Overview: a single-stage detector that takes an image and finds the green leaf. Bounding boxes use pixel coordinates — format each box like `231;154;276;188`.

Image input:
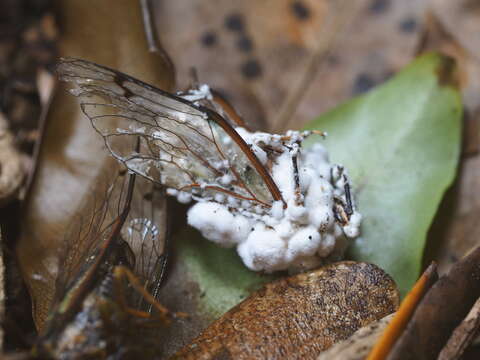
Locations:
170;53;461;322
304;52;462;295
175;227;275;318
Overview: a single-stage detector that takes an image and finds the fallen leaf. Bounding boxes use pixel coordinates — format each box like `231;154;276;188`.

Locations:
304;52;462;295
0;112;25;205
15;0;174;331
317;314;394;360
438;297;480;360
172;262;399;360
418;10;480;276
154;0;426;132
366;262;438;360
0;229;4;351
387;244;480;359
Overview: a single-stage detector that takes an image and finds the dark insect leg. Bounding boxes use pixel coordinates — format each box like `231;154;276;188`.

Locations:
343;176;354;216
291;153;303;206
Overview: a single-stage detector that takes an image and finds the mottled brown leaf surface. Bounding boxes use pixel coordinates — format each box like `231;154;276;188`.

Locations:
15;0;173;331
173;262;399;360
155;0;427;133
317;313;394;360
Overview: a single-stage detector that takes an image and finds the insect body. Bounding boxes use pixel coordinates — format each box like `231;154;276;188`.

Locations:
57;58;362;273
34;173;170;359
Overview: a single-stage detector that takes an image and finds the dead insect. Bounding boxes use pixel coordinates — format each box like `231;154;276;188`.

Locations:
33;172;172;359
56;58;362;273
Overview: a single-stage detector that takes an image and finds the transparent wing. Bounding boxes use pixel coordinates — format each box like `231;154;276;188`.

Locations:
57;58;280;207
55;169;130;300
121;176;168;311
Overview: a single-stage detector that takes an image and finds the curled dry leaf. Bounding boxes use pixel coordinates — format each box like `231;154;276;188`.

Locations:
173;261;399;360
15;0;174;331
438;297;480;360
317;313;394;360
388;245;480;360
367;262;438;360
0;113;25;205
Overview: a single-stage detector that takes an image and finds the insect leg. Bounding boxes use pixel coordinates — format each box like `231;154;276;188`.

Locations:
112;265;171;323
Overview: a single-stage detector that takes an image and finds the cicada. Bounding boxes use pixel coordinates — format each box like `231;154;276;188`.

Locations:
34;172;171;359
57;58;362;273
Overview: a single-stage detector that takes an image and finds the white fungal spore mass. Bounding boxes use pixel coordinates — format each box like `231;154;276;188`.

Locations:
186;128;362;272
56;59;362;274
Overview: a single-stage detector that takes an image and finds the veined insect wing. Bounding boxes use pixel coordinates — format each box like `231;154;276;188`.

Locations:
56;58;284;209
53;170;133;300
37;170;137;354
120;176;169;312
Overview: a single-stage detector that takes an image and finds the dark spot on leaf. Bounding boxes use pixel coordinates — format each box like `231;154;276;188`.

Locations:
436;56;459;88
201;31;217;47
241;59;263;79
368;0;390;14
225;13;245;32
236;35;253;52
291;1;311;21
399;17;417;33
326;54;340;67
352;73;376;95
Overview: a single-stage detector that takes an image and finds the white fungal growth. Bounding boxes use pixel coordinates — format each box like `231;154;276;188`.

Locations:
180;84;213;102
186;128;362;273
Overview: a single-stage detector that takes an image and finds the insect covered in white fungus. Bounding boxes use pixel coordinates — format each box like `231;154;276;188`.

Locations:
57;58;362;273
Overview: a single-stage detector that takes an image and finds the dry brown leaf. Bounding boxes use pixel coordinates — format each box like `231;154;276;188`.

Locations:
172;262;399;360
420;11;480;275
0;229;5;351
317;313;394;360
15;0;174;331
432;0;480;62
156;0;427;132
438;297;480;360
388;245;480;360
0;113;25;205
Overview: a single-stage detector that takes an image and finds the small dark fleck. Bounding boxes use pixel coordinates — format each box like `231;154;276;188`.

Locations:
399;17;417;33
118;169;127;176
225;13;245;32
200;31;217;47
352;73;376;95
236;35;253;52
326;54;340;67
308;235;312;240
291;1;311;20
240;59;263;79
368;0;390;14
143;192;153;201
